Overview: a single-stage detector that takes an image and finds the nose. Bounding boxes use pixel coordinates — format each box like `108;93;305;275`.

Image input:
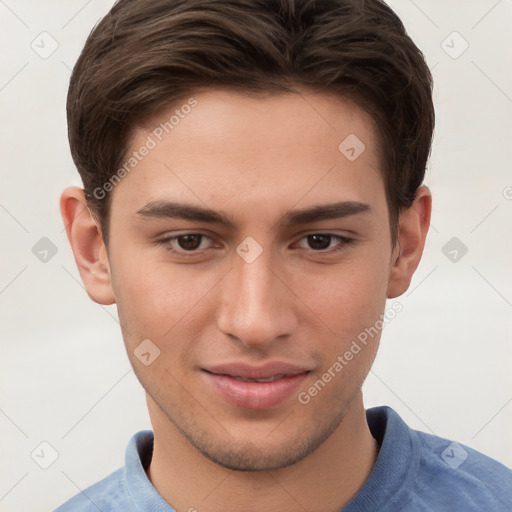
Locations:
216;247;298;349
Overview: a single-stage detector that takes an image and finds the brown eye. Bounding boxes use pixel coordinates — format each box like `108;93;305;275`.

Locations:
306;234;332;250
177;234;203;250
296;234;354;253
159;233;215;254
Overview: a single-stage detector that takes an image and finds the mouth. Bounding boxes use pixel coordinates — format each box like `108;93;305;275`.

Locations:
222;374;290;383
202;362;311;410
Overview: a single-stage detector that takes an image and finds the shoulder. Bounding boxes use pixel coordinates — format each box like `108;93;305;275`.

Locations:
411;428;512;510
52;430;160;512
364;406;512;512
53;467;129;511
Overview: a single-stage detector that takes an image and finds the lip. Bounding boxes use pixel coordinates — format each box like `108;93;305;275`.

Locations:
202;362;310;410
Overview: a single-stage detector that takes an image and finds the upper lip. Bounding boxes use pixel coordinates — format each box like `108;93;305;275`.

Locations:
203;362;310;380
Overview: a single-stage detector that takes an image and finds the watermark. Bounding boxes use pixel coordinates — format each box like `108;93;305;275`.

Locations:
338;133;366;161
441;441;468;469
134;339;161;366
440;31;469;60
31;441;59;469
32;236;58;263
236;236;263;263
93;97;198;200
298;301;403;405
31;31;59;59
441;236;468;263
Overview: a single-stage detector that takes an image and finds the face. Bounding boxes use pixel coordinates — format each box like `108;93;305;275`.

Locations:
106;89;396;471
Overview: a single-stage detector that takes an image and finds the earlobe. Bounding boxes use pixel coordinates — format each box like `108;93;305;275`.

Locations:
60;186;115;305
387;186;432;298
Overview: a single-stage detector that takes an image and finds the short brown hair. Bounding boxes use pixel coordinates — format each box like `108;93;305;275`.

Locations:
67;0;434;246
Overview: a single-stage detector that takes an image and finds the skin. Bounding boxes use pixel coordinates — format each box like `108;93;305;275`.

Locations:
61;88;431;512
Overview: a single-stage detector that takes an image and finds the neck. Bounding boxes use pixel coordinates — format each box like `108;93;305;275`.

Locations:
146;392;378;512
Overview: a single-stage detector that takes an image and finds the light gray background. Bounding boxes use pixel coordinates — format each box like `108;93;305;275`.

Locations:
1;1;511;510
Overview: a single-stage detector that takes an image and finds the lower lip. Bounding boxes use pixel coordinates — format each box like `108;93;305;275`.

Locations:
203;371;309;410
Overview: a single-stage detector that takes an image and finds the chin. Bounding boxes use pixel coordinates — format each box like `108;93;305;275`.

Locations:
190;437;313;472
171;407;346;472
147;379;355;472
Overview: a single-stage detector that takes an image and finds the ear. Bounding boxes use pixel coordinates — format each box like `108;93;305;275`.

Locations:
387;186;432;298
60;186;115;305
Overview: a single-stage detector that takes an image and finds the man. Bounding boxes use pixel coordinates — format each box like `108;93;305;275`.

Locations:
57;0;512;510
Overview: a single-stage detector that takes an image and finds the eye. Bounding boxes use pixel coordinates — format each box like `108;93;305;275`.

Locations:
160;233;215;253
296;234;354;252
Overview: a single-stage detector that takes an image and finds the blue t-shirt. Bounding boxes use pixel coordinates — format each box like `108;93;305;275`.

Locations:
54;406;512;511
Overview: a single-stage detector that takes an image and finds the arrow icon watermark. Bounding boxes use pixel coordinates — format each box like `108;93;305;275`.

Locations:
134;339;161;366
338;134;365;161
236;236;263;263
442;237;468;263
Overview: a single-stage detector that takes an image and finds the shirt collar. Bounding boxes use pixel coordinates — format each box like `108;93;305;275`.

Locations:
342;406;421;511
124;430;176;511
123;406;418;511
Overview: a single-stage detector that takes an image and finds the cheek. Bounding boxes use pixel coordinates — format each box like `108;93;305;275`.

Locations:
111;261;213;390
304;257;390;339
111;254;217;349
297;254;390;397
298;266;387;407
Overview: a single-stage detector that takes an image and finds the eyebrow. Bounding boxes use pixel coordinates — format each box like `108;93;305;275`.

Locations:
134;199;371;227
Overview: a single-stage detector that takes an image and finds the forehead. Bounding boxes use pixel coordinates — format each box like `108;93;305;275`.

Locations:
112;88;386;221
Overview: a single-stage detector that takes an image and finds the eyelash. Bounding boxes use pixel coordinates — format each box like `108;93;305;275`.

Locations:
158;233;354;256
